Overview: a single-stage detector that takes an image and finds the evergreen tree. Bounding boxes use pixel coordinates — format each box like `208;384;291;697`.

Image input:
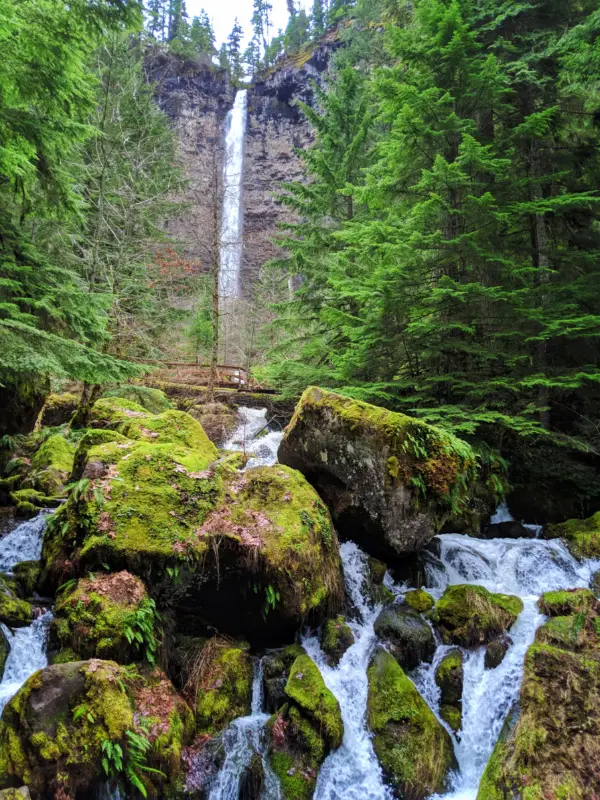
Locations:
327;0;353;25
189;11;215;56
284;6;311;51
251;0;273;53
226;19;245;82
312;0;326;38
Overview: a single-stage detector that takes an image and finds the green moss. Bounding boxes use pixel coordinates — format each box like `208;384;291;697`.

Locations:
320;616;354;666
430;584;523;646
120;409;218;454
9;488;47;508
31;434;75;474
102;385;173;414
269;750;314;800
0;628;9;682
545;511;600;559
367;648;455;797
0;578;31;627
90;396;150;428
284;654;343;750
440;704;461;732
51;648;80;665
538;589;596;617
404;588;435;613
194;639;253;735
12;560;41;598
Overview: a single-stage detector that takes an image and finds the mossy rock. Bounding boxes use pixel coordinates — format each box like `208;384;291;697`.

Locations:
50;647;80;665
42;436;343;643
102;385;173;414
268;654;343;799
404;588;435;613
53;572;158;664
484;635;512;669
0;660;193;798
374;603;436;670
262;644;305;713
11;561;41;598
320;616;355;666
189;402;239;445
0;789;31;799
70;428;131;481
26;433;75;495
545;511;600;559
364;557;394;605
0;628;9;683
440;704;462;733
279;387;477;558
39;392;79;427
89;396;150;428
538;588;597;617
367;648;456;798
591;569;600;596
435;649;463;732
190;637;253;736
430;584;523;647
9;489;47;510
0;578;31;628
535;615;587;652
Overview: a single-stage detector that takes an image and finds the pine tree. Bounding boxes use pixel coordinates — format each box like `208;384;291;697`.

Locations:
284;6;311;51
190;11;215;56
251;0;273;53
311;0;326;38
226;19;245;82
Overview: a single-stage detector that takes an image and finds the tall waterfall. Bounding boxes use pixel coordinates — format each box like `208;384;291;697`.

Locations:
219;89;248;299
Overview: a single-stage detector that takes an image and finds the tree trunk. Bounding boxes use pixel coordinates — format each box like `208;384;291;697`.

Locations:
71;383;102;429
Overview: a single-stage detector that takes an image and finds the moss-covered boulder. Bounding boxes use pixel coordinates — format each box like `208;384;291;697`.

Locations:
189;401;239;445
364;556;394;605
42;426;343;643
484;635;512;669
27;434;75;496
538;588;597;617
39;392;79;428
11;562;41;599
267;653;343;799
435;649;463;732
102;385;173;414
404;588;435;613
184;637;253;736
0;628;9;683
367;648;455;798
279;387;476;558
53;572;159;664
430;584;523;647
477;601;600;800
0;578;31;628
374;604;436;670
0;789;31;800
544;511;600;559
320;616;355;667
262;645;305;713
0;660;193;798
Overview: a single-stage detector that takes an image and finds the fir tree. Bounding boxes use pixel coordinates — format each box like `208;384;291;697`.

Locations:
312;0;326;38
189;10;215;56
226;19;245;82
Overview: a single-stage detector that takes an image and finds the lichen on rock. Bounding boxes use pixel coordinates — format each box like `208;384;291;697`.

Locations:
429;584;523;647
279;387;476;559
367;648;456;798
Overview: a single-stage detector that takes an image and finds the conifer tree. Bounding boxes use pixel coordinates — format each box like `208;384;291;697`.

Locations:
312;0;326;38
226;19;245;82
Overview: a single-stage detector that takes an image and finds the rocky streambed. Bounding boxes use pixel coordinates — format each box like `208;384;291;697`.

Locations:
0;386;599;799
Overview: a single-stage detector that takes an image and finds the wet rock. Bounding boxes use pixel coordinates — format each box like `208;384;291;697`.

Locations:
0;627;9;683
430;584;523;647
278;387;476;559
404;588;435;613
484;635;512;669
374;603;436;670
435;649;464;705
53;571;158;663
477;601;600;799
267;653;342;799
364;556;394;605
42;406;343;644
262;644;305;714
538;588;597;617
189;402;239;445
544;510;600;559
320;616;355;666
240;752;265;800
367;648;456;798
0;577;31;628
0;660;193;798
481;521;537;539
11;560;41;598
591;569;600;596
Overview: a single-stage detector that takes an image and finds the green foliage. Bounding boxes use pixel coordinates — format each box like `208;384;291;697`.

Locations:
123;598;160;665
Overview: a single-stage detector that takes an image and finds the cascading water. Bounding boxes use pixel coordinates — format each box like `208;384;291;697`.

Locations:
417;532;600;800
223;406;283;468
208;659;281;800
302;542;392;800
219;89;248;299
0;511;53;715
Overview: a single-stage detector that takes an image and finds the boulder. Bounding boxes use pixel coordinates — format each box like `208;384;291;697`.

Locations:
477;601;600;799
367;648;455;798
39;393;79;427
404;588;435;613
267;653;342;799
26;433;75;496
484;635;512;669
0;789;31;800
0;628;9;682
0;577;31;628
42;417;343;644
429;584;523;647
374;603;436;670
185;636;253;736
591;569;600;596
53;571;159;664
364;556;394;605
0;660;193;798
538;588;597;617
320;616;355;666
278;387;476;559
11;561;41;599
102;385;173;414
189;401;240;445
262;645;305;714
481;521;536;539
435;649;463;732
544;511;600;559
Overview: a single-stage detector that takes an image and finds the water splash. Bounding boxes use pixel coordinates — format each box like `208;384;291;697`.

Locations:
0;611;53;715
220;89;248;299
0;510;47;572
223;406;283;469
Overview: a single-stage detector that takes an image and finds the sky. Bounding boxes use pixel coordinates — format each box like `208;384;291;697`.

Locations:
186;0;312;48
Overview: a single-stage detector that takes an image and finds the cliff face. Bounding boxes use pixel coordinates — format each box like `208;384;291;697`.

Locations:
149;40;338;294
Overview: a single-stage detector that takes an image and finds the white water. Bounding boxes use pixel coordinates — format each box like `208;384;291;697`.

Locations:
0;511;46;572
219;89;248;299
0;511;52;716
209;659;281;800
224;406;283;469
419;531;600;800
302;542;392;800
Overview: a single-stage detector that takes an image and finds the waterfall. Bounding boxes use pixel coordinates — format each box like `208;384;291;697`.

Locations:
223;406;283;468
0;512;52;715
219;89;248;299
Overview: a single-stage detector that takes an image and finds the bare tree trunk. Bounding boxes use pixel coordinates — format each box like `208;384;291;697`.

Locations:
71;383;102;429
